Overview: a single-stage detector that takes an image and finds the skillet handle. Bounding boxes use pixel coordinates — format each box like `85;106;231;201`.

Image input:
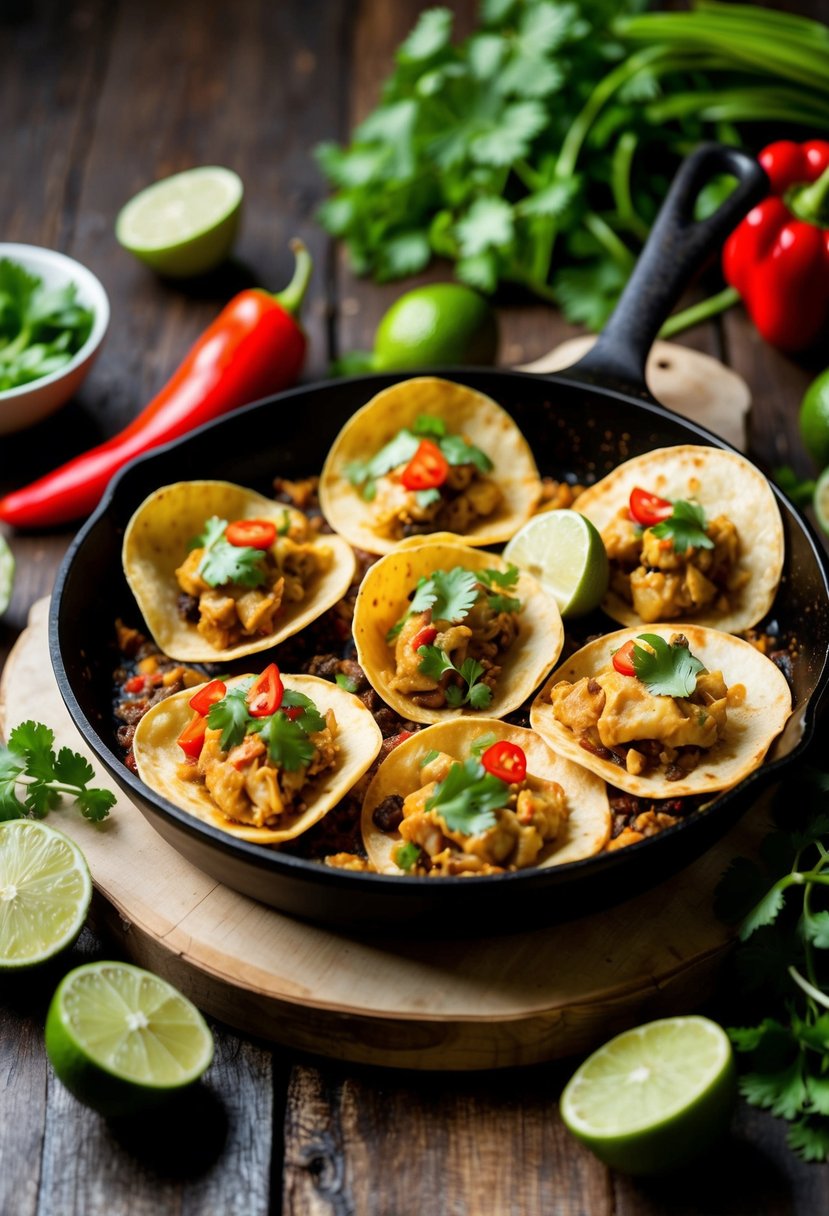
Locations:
563;143;768;395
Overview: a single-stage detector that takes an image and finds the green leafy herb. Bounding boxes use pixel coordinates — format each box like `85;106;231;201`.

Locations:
345;430;421;499
255;713;316;772
207;680;254;751
345;420;493;500
192;516;268;589
419;748;440;768
416;488;442;509
631;633;705;698
0;720;115;823
438;433;493;474
277;509;293;536
773;465;817;509
386;565;482;642
470;731;498;759
206;681;324;771
394;841;422;872
413;414;447;439
715;766;829;1161
650;500;714;554
0;259;95;391
280;689;326;734
334;673;359;694
417;646;493;710
477;564;522;614
425;757;508;835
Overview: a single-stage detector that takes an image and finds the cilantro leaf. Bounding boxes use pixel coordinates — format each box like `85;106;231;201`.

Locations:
650;500;714;554
394;841;422;872
456;197;514;256
802;910;829;950
787;1119;829;1163
409;576;440;618
469;732;497;759
76;787;117;823
417;644;456;683
190;515;226;552
741;1059;809;1121
419;749;440;768
413;414;447;438
417;647;492;709
7;719;56;757
345;430;420;497
632;633;705;698
280;690;326;734
426;758;508;835
24;782;61;817
416;488;442;509
478;565;519;591
334;673;359;694
430;567;479;622
254;713;315;773
438;433;493;473
739;882;788;941
467;680;494;710
207;682;254;751
397;6;453;62
199;540;267;589
53;747;95;789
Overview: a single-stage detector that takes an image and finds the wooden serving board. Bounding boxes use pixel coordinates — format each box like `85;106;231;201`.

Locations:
0;599;768;1071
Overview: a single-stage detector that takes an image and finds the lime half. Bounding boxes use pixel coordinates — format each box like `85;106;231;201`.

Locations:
116;166;243;277
0;820;91;969
0;533;14;615
502;509;609;617
560;1015;736;1175
814;466;829;535
46;961;214;1116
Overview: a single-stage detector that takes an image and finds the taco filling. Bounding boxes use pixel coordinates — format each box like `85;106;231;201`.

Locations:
175;511;333;652
345;413;502;542
550;632;730;781
374;740;569;877
602;487;749;625
385;564;523;713
175;664;339;829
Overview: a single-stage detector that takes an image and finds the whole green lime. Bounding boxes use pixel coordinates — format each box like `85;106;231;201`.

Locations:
799;367;829;468
371;283;498;371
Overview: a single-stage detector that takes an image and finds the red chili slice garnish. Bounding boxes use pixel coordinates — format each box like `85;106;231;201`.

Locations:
246;663;284;717
628;487;673;526
480;741;527;784
411;625;438;651
177;712;207;759
401;439;449;491
284;706;303;721
612;639;637;677
225;518;277;549
124;674;147;694
188;678;227;717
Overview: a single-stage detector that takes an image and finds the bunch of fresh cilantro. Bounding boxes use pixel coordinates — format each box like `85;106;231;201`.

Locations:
317;0;829;330
0;259;94;390
716;767;829;1162
0;721;115;822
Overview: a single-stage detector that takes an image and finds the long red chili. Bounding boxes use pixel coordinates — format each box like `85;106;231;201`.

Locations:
0;240;312;529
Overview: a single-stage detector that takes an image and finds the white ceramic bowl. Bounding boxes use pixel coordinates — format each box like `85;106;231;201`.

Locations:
0;242;110;436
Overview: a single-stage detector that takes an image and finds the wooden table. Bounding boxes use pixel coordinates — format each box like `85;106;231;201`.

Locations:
2;1;828;1212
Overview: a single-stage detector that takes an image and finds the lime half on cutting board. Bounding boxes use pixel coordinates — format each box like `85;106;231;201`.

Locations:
116;166;243;277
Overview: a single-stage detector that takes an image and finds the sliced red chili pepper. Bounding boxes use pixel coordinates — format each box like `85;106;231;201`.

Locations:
612;639;637;677
629;487;673;527
411;625;438;651
124;674;147;694
225;519;277;550
246;663;284;717
481;741;527;785
284;706;303;721
401;439;449;491
177;713;207;759
188;678;227;717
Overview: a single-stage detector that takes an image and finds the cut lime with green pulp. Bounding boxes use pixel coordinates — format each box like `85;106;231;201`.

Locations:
502;509;609;617
0;820;91;969
46;961;214;1116
560;1015;736;1176
0;533;14;615
814;466;829;534
115;166;243;278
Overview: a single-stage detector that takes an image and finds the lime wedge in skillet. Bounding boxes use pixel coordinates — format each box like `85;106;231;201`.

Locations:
560;1015;736;1175
116;166;243;278
502;509;609;617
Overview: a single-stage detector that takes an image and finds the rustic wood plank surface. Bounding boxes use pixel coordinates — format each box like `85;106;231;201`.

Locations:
1;1;828;1213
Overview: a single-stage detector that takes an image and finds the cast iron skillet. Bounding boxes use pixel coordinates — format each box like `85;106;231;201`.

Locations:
51;145;829;933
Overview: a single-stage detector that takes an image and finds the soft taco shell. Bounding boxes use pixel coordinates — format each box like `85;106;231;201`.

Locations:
353;540;564;726
319;376;542;555
133;674;382;845
574;445;784;633
123;480;356;662
530;623;792;799
361;718;611;874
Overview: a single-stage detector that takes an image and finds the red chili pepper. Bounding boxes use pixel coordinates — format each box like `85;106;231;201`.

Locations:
628;487;673;527
481;741;527;784
411;625;438;651
723;140;829;353
284;706;303;721
188;678;227;717
246;663;284;717
0;241;312;529
225;519;277;550
612;640;637;677
177;712;207;759
401;440;449;491
123;672;162;693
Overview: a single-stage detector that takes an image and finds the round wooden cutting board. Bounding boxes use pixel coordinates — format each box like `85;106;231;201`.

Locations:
0;599;768;1071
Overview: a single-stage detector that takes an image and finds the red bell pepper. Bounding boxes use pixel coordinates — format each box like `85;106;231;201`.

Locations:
0;241;312;529
723;140;829;353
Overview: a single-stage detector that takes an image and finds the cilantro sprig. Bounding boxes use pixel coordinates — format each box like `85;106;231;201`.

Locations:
650;500;714;554
190;516;268;589
425;757;508;836
0;259;95;390
387;564;521;642
416;646;493;710
0;721;115;823
630;633;705;699
346;414;492;500
715;766;829;1161
477;564;522;615
206;683;326;773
